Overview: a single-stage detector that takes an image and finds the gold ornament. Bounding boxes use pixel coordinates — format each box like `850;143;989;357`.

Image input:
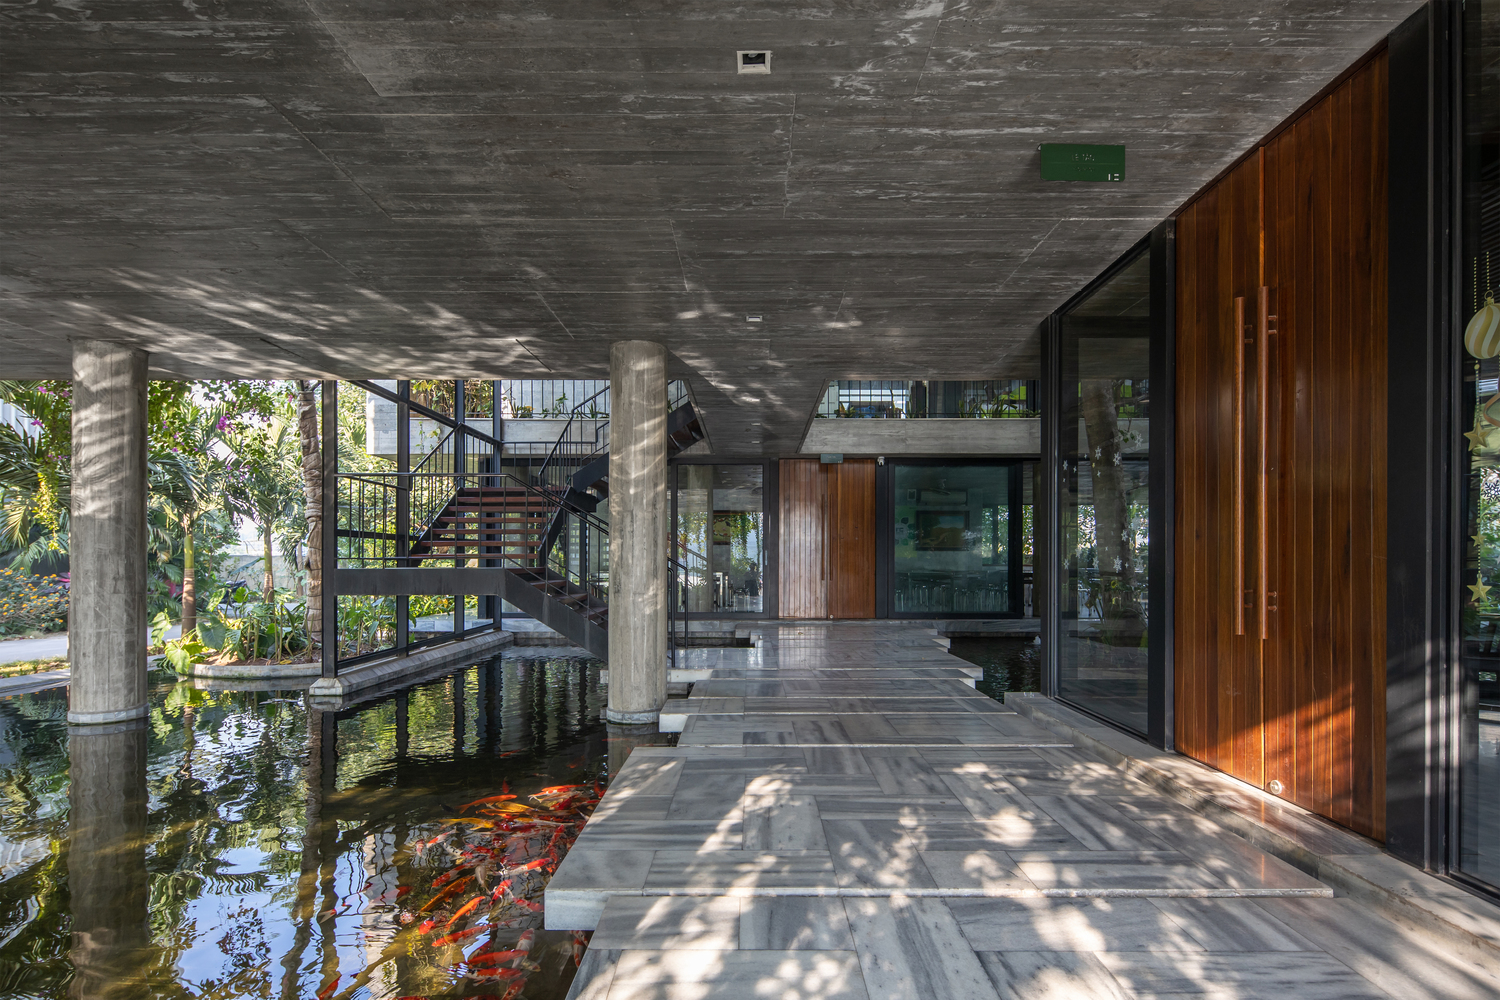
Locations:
1468;293;1500;359
1471;580;1492;604
1465;419;1490;451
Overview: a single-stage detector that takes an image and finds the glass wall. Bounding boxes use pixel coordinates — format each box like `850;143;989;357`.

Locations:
892;464;1018;615
673;464;766;615
1458;0;1500;892
1057;249;1154;734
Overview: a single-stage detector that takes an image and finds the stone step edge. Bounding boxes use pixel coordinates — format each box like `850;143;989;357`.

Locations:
543;884;1333;933
1007;692;1500;964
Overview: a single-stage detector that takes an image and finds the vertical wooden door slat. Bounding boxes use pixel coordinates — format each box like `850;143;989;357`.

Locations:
1175;52;1387;840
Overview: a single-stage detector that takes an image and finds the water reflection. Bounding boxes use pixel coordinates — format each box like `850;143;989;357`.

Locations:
0;651;668;998
67;721;149;1000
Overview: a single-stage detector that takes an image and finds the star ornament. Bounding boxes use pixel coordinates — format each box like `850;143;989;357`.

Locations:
1470;580;1492;605
1466;422;1490;451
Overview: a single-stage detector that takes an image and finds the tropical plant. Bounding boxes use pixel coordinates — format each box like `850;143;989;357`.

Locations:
149;406;242;638
228;419;304;601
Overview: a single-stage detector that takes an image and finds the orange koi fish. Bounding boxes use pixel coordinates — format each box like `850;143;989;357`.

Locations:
419;875;473;912
432;925;487;948
446;894;485;927
431;866;470;889
489;879;513;901
459;793;518;812
315;976;340;1000
468;948;526;965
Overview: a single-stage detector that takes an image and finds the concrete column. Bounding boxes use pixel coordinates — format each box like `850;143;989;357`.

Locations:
607;340;668;724
68;720;150;999
69;341;148;725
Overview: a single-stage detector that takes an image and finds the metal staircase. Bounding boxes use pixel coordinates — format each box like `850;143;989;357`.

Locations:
392;383;705;659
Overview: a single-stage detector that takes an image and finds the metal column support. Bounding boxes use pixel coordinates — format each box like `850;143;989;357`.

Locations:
320;380;338;679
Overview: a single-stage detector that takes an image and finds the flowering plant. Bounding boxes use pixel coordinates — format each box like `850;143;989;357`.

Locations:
0;567;68;636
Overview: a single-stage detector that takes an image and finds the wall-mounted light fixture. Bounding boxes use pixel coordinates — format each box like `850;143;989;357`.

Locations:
737;51;771;75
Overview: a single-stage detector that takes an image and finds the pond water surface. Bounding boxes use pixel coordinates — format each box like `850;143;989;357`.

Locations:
0;651;666;999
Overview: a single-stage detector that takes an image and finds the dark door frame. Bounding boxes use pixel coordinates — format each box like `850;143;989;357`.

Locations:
668;456;780;619
879;456;1030;620
1039;222;1176;749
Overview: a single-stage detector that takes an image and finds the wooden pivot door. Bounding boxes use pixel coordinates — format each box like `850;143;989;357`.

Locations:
1176;53;1388;839
778;459;877;619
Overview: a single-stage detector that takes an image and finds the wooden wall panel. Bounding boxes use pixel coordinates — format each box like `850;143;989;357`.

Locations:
1175;53;1387;840
778;460;826;619
828;459;878;619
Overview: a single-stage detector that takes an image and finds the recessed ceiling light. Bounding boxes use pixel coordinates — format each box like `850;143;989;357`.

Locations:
746;314;763;322
737;51;771;75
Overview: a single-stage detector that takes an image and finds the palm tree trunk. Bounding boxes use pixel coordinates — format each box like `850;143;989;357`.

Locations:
262;523;276;602
181;513;197;637
297;381;322;642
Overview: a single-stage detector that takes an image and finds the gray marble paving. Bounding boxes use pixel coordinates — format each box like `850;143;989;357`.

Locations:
553;622;1489;999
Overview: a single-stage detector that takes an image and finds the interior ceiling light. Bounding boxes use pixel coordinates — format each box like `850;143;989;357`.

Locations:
738;51;771;75
746;314;763;322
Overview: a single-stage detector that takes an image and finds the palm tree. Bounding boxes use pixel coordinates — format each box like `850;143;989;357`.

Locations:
150;407;237;637
228;419;303;601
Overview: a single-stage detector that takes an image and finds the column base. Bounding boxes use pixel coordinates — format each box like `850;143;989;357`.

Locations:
604;708;660;725
67;704;149;726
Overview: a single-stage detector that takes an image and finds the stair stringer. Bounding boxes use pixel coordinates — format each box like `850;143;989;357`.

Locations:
499;569;608;660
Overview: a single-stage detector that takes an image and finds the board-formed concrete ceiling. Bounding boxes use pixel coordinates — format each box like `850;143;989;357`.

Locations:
1;1;1420;455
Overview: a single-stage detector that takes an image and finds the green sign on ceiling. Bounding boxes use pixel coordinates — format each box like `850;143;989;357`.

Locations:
1039;143;1125;182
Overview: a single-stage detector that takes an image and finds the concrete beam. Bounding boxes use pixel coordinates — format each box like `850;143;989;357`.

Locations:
801;417;1041;456
68;341;148;725
607;341;668;725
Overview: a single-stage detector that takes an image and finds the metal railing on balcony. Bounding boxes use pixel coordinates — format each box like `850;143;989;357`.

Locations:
816;379;1040;419
533;378;691;499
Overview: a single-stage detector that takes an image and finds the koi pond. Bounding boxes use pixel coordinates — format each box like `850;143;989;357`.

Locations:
0;650;669;999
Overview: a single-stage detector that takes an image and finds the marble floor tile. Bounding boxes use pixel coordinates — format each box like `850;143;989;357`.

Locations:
746;774;883;796
803;746;876;776
824;819;939;890
919;851;1037;894
611;758;685;797
866;753;952;796
792;717;854;744
1148;898;1318;952
567;947;620;1000
646;850;838;890
740;897;856;950
550;849;655;892
666;775;746;821
575;820;743;851
975;949;1132;1000
1012;851;1226;892
590;795;674;821
1027;795;1174;851
605;949;872;999
1254;897;1500;1000
743;793;829;851
838;714;906;740
1096;951;1393;999
814;795;973;823
590;896;743;950
844;896;1003;1000
948;898;1208;953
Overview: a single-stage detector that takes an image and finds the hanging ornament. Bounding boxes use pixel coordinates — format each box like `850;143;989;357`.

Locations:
1467;292;1500;359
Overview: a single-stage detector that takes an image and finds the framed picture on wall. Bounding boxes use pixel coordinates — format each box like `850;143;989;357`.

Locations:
915;510;969;550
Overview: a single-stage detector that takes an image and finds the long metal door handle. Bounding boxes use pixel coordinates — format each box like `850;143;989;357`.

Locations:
1233;295;1247;636
1257;285;1275;640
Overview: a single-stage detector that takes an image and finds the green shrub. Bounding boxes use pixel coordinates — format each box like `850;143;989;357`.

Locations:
0;568;68;636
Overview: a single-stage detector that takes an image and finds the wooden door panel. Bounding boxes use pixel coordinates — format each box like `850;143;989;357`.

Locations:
828;460;877;619
778;460;826;619
1176;53;1387;840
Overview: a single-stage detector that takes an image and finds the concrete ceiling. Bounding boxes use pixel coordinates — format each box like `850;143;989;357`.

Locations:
1;1;1420;455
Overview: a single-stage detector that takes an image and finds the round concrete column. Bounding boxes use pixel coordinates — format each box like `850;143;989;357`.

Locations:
69;341;149;725
606;340;668;724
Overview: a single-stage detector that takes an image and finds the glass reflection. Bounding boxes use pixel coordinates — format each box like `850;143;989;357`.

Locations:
1058;250;1153;733
893;464;1016;615
674;465;765;614
1458;0;1500;891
